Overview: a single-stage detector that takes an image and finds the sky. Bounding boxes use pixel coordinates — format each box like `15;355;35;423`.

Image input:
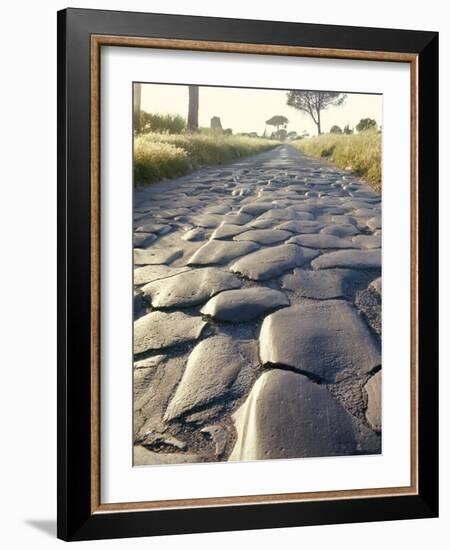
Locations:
140;83;382;136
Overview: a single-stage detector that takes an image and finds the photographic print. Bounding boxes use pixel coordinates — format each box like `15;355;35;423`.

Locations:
133;82;382;466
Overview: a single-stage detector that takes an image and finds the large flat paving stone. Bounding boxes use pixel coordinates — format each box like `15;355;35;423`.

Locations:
201;287;289;322
141;268;241;308
187;240;259;266
164;336;259;421
134;264;190;286
230;244;320;281
134;246;183;266
228;369;357;461
282;268;363;299
259;301;381;382
312;249;381;270
134;311;207;354
234;229;292;245
364;370;382;432
287;234;356;249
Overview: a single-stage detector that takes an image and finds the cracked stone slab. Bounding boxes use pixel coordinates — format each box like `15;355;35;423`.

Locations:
134;264;190;286
312;249;381;270
142;267;242;308
287;234;356;249
365;370;382;432
230;244;320;281
187;240;260;266
281;268;363;299
229;369;357;461
258;208;314;221
259;301;381;382
134;446;202;466
134;247;183;266
352;234;382;249
234;229;292;245
134;311;207;354
223;211;253;225
192;214;225;228
201;287;289;322
164;336;260;421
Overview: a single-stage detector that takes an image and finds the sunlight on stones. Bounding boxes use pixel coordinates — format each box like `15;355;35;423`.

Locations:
164;336;259;422
259;301;381;382
230;244;320;280
141;268;242;308
187;240;260;266
229;369;357;461
201;287;289;322
281;268;363;299
312;249;381;270
364;370;382;432
134;311;207;354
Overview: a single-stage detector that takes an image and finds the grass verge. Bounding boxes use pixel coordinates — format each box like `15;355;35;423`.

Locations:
134;132;278;186
292;130;381;192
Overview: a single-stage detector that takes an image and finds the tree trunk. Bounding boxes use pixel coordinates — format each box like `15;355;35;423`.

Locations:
187;85;199;132
317;109;322;135
133;83;142;133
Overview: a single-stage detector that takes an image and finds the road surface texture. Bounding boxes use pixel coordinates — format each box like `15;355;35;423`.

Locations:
132;144;382;465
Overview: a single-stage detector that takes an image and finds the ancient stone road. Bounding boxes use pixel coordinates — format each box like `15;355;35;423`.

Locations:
133;144;382;465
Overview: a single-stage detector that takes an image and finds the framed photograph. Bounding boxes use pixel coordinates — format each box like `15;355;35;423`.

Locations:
57;8;438;541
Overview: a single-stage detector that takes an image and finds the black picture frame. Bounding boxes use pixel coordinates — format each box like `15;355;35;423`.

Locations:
57;7;438;541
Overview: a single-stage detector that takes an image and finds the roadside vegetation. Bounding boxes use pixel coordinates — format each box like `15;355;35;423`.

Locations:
134;130;277;186
292;129;381;192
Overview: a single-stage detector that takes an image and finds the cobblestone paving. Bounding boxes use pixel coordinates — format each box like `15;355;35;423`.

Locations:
133;144;382;466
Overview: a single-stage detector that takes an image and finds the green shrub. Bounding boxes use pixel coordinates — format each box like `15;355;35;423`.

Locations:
329;125;342;134
134;132;277;186
140;112;186;134
292;130;381;191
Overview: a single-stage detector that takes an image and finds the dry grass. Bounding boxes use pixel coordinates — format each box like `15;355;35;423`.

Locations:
292;130;381;192
134;132;277;186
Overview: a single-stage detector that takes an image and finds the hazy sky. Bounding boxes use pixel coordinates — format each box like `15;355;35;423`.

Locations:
140;83;382;136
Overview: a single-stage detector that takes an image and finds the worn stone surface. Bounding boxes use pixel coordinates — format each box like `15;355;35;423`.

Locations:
281;268;363;299
234;229;292;245
201;287;289;322
187;240;259;266
134;264;190;286
365;370;382;432
134;247;183;266
164;336;259;421
133;144;382;464
229;369;357;461
288;233;356;249
312;249;381;270
142;267;241;308
134;311;207;354
230;244;320;280
370;276;382;295
259;301;381;382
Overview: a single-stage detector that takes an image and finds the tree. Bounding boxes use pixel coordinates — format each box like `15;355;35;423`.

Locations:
287;131;298;140
187;85;199;131
265;115;289;132
133;83;142;133
343;124;353;135
356;118;377;132
330;125;342;134
286;91;346;135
